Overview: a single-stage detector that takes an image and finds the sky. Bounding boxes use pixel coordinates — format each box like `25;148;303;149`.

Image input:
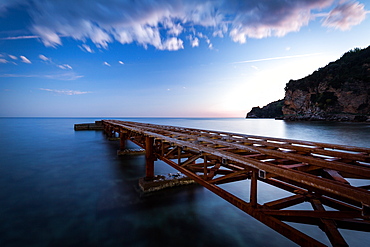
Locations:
0;0;370;118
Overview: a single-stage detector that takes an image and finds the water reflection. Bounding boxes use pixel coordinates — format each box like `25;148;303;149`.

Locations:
282;121;370;147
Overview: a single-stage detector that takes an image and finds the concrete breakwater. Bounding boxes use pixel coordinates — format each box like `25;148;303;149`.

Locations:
74;121;104;130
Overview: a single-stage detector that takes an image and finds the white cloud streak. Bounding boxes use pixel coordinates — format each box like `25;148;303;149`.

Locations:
79;44;94;53
0;35;39;40
8;55;17;60
103;62;111;66
0;72;83;80
39;54;49;61
1;1;368;50
39;88;91;95
39;54;72;69
20;55;31;64
232;53;322;64
58;64;73;69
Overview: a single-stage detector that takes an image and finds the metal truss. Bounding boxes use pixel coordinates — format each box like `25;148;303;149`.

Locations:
102;120;370;247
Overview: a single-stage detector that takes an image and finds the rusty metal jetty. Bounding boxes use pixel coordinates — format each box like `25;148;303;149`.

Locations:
87;120;370;246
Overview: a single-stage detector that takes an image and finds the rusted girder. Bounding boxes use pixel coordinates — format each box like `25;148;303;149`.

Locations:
102;120;370;247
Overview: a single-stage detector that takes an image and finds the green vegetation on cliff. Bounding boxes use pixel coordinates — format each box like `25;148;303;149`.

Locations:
246;99;284;118
285;46;370;93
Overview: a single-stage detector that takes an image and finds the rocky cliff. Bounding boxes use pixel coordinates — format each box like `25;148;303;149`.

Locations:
283;46;370;121
247;46;370;121
246;99;284;118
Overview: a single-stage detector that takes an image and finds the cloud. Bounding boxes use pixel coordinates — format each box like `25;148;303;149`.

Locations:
39;54;49;61
118;61;124;65
103;62;111;66
31;26;61;47
8;55;17;60
39;88;91;95
322;1;368;30
43;73;83;80
160;37;184;51
0;35;39;40
0;72;83;80
20;56;31;64
188;35;199;47
39;54;72;69
233;53;322;64
1;0;368;50
0;58;9;63
79;44;94;53
57;64;73;69
0;74;38;78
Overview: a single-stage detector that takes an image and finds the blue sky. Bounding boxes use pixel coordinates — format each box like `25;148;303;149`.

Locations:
0;0;369;117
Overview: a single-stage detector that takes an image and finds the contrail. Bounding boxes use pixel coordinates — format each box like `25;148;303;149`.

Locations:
0;35;39;40
232;53;322;64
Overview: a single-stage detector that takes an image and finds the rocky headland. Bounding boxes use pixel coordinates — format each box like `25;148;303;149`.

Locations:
246;99;284;118
246;46;370;121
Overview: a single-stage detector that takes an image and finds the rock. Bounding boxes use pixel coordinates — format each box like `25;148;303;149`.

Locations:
282;46;370;121
246;99;284;118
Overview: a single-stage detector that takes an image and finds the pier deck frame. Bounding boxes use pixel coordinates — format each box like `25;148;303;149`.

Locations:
102;120;370;247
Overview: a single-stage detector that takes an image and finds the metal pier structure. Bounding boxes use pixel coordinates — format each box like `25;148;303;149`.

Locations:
101;120;370;247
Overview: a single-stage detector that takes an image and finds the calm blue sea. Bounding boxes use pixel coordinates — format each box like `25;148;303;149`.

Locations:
0;118;369;247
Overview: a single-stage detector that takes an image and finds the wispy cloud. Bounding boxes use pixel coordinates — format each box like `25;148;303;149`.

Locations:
103;62;111;67
0;72;83;80
118;61;124;65
322;1;367;30
0;35;39;40
20;56;31;64
39;54;72;69
8;55;17;60
43;73;82;80
0;58;9;63
57;64;73;69
232;53;322;64
39;88;91;95
0;74;39;78
188;35;199;47
39;54;49;61
79;44;94;53
1;1;368;50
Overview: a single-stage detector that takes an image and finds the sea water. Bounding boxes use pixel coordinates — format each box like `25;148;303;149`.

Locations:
0;118;369;247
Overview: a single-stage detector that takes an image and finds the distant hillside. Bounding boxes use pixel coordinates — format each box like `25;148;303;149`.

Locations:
246;46;370;121
246;99;284;118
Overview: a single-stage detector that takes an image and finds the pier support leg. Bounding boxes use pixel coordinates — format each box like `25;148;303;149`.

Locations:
119;132;127;150
105;126;114;138
103;124;109;136
250;169;258;208
145;136;155;180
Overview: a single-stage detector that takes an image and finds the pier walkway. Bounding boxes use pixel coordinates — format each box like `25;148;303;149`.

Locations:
100;120;370;247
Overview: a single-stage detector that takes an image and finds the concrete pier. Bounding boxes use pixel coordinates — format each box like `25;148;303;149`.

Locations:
74;121;103;130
